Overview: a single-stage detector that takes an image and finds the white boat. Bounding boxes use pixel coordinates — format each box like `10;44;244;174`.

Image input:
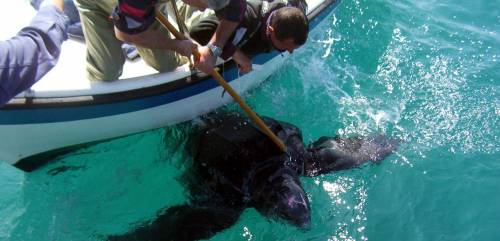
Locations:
0;0;340;171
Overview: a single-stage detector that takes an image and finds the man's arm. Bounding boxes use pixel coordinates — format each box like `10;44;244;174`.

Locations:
0;1;69;106
193;0;246;73
114;28;195;57
209;20;239;49
232;49;252;73
112;0;196;58
194;19;239;73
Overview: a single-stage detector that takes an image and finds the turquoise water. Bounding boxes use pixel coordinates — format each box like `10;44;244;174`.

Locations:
1;0;499;240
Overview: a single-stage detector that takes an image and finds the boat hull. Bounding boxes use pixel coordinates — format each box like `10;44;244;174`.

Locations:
1;53;285;169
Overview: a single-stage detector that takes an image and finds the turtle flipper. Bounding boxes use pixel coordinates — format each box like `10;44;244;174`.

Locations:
108;204;243;241
305;135;399;176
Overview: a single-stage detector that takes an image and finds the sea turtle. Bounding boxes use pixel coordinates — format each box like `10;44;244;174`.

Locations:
109;112;398;241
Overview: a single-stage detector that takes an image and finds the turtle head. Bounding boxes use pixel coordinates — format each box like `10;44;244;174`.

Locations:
252;165;311;229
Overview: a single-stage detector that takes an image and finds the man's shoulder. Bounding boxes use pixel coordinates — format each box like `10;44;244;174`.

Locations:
119;0;157;9
215;0;246;22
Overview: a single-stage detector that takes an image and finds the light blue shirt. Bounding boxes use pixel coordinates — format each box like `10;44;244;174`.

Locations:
0;5;69;106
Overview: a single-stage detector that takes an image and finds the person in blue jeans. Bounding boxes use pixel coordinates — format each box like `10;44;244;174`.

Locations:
0;0;69;106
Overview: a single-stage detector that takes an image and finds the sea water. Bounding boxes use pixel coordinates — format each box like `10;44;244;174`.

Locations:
1;0;499;240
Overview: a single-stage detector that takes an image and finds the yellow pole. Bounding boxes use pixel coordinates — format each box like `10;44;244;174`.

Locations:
155;10;286;152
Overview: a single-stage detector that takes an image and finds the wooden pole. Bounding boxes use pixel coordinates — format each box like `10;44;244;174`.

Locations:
155;10;286;152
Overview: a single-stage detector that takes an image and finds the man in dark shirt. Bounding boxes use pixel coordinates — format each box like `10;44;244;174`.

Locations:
162;0;247;73
0;0;69;106
74;0;246;81
188;0;309;73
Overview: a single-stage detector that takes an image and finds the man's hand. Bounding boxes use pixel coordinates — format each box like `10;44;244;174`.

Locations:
232;49;252;73
53;0;64;11
174;39;197;58
40;0;64;11
193;45;217;74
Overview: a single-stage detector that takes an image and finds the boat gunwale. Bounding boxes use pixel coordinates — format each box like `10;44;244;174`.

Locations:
3;66;225;109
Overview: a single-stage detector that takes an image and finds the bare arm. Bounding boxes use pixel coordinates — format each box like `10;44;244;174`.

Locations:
209;19;239;49
194;20;239;74
232;49;252;73
114;27;196;57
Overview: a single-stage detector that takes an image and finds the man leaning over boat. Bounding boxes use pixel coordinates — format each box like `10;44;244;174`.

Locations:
0;0;69;106
74;0;246;81
187;0;309;73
